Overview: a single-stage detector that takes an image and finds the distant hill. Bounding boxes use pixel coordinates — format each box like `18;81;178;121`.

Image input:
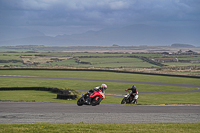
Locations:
171;44;195;48
0;24;199;46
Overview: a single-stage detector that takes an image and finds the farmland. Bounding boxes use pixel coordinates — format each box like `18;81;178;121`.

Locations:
0;45;200;76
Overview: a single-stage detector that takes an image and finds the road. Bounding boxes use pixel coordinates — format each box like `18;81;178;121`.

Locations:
0;102;200;123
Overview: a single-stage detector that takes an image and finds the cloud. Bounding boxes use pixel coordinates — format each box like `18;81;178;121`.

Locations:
0;0;199;36
109;1;129;10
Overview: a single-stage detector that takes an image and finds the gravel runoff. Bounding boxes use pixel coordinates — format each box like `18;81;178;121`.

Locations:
0;113;200;124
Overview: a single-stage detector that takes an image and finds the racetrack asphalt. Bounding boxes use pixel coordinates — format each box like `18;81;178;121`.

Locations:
0;75;200;123
0;102;200;123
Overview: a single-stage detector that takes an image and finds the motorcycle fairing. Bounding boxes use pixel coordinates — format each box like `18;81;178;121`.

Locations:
90;91;105;99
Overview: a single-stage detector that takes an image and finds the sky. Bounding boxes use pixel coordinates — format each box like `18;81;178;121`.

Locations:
0;0;200;37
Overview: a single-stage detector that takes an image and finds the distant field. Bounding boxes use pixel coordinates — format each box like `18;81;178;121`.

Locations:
1;52;199;69
39;59;78;66
0;55;24;66
0;52;162;68
163;62;199;66
0;45;200;76
39;57;158;68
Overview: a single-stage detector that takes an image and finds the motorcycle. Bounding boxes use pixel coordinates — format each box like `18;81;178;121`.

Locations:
121;90;138;104
77;90;105;106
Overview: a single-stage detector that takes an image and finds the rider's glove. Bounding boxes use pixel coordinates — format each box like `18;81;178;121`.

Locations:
125;89;128;91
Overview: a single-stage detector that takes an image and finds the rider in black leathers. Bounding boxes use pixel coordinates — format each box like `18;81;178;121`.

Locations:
125;85;137;102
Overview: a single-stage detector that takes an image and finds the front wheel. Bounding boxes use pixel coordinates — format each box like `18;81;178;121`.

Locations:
121;97;126;104
91;97;101;106
77;97;84;106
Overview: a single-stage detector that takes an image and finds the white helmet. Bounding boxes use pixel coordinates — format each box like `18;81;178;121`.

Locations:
101;84;107;90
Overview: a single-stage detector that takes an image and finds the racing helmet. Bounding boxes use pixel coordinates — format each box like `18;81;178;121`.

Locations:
132;85;136;88
101;84;107;90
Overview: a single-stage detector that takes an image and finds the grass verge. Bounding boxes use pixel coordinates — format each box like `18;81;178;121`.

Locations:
0;70;200;85
0;90;200;104
0;123;200;133
0;70;199;104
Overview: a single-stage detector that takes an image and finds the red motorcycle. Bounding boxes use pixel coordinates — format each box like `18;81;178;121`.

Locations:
77;90;105;106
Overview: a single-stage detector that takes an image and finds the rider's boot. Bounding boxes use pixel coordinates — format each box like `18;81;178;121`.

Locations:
85;99;89;104
86;97;92;104
131;98;136;104
135;99;137;104
132;99;137;104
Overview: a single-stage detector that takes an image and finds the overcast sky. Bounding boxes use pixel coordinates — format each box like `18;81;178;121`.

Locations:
0;0;199;36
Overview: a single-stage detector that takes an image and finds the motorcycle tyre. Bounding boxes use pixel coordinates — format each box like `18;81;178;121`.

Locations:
77;97;84;106
121;97;126;104
91;97;101;106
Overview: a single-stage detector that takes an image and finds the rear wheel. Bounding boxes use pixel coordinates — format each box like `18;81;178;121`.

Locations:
77;97;84;106
91;97;101;106
121;97;126;104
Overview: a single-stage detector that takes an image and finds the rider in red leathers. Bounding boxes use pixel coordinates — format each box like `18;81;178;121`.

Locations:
86;84;107;104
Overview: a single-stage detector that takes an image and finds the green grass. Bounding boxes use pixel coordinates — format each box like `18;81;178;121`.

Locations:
1;90;199;104
0;90;76;103
0;56;22;60
0;70;199;85
39;57;158;68
79;57;142;63
0;63;25;66
0;76;197;91
70;62;157;68
0;90;120;103
178;56;200;60
163;62;200;66
37;52;72;57
39;59;79;66
73;52;129;57
1;51;200;69
0;55;24;66
0;123;200;133
0;70;199;104
137;92;200;105
74;57;158;68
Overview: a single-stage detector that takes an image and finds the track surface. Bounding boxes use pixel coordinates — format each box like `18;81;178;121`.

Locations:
0;75;200;123
0;102;200;123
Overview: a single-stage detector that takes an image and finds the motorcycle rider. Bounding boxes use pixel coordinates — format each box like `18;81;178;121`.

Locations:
125;85;138;103
93;83;107;94
86;84;107;104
